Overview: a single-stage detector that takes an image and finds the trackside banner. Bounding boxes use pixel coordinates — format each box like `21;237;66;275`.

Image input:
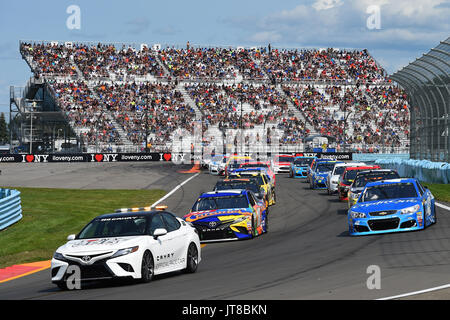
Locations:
0;152;352;163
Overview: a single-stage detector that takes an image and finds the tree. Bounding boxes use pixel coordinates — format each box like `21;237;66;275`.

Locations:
0;113;9;144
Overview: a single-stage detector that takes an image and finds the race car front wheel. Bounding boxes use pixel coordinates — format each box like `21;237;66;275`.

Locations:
185;243;199;273
140;251;154;283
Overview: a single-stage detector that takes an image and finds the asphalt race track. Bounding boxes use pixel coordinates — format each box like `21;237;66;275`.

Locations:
0;162;449;300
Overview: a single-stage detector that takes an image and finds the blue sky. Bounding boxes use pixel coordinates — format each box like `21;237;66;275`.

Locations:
0;0;449;114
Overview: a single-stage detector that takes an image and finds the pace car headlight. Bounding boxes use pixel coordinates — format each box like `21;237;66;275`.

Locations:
53;252;67;261
400;204;420;215
350;210;367;219
111;246;139;258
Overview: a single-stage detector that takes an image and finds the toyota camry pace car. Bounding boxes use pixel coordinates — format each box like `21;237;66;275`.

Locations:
51;206;201;289
348;178;437;236
183;190;268;242
347;169;400;208
310;160;343;189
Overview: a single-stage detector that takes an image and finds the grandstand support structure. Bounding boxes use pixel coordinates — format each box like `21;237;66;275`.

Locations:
391;37;449;162
9;77;80;153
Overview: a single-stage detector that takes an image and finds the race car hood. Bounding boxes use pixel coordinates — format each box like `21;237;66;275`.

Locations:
184;208;253;223
352;198;421;213
57;236;143;254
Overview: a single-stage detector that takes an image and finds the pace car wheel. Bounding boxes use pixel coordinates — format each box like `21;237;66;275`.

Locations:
185;243;198;273
140;251;154;283
55;281;68;290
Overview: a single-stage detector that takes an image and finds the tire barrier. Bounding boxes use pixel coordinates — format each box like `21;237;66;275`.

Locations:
0;189;22;231
375;159;450;184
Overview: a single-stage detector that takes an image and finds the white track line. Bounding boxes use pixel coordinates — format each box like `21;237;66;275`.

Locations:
378;284;450;300
378;201;450;300
150;172;200;208
436;202;450;211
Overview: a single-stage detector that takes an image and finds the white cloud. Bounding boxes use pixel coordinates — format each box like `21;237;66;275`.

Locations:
224;0;449;72
312;0;344;11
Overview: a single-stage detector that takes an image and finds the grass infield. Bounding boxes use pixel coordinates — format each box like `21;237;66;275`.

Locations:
0;187;166;269
423;183;450;203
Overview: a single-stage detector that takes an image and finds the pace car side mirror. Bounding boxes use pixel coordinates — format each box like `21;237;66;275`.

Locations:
153;228;168;239
67;234;76;241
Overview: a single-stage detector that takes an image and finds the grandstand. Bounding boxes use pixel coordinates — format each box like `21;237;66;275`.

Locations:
9;40;410;154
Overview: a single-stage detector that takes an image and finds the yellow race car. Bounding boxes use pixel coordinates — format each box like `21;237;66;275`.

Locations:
227;169;276;206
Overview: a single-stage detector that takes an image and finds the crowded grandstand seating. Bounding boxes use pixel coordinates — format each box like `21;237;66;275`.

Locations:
20;41;409;153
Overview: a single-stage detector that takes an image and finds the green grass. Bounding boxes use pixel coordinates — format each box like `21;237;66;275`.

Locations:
0;187;166;268
422;183;450;203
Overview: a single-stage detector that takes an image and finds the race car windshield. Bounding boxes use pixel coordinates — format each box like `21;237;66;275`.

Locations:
77;216;148;239
193;195;249;211
294;158;313;166
353;172;400;188
361;183;418;202
215;182;259;194
241;163;268;169
316;163;335;173
275;156;294;163
343;170;360;181
230;174;264;185
334;166;347;175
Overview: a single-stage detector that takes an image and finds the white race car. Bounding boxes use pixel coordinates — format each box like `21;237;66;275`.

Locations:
51;206;201;289
326;162;366;195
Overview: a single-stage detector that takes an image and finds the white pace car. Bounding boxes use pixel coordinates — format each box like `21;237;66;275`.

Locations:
51;206;201;289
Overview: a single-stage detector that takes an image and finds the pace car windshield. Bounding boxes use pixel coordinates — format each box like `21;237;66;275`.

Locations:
77;216;148;239
361;183;418;202
353;172;400;188
294;158;313;166
193;195;249;211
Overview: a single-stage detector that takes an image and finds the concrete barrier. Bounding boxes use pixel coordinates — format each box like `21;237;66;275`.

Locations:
375;159;450;184
352;153;410;162
0;189;23;231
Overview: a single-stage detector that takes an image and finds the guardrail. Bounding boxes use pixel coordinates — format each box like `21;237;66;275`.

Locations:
0;189;23;231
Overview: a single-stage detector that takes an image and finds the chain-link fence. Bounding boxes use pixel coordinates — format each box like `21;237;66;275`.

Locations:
391;37;449;162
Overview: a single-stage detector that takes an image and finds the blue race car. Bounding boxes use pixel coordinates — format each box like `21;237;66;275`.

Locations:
348;178;437;236
310;160;343;189
289;156;315;178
